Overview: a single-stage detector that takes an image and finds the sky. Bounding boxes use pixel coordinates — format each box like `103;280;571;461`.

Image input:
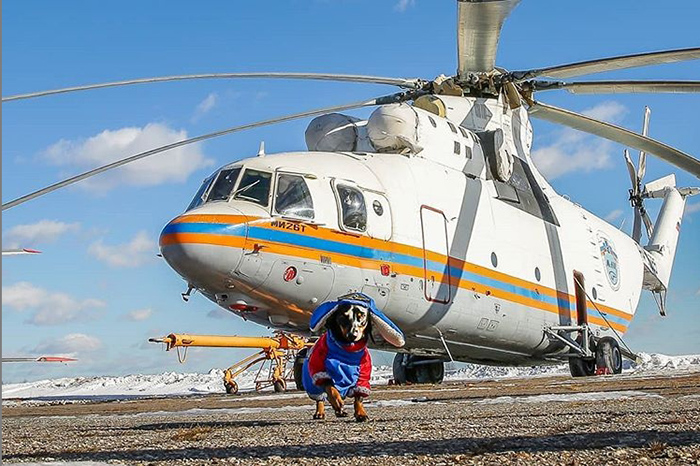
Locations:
2;1;699;383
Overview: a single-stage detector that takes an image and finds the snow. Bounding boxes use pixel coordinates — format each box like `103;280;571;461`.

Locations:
2;352;697;403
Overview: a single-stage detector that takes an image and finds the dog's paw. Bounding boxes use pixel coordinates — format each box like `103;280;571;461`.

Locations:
354;414;369;422
312;413;325;420
335;409;349;418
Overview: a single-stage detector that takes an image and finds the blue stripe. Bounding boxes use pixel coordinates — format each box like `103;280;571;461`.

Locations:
164;221;630;325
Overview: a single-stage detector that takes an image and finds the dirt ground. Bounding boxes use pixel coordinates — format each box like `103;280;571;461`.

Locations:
3;371;700;465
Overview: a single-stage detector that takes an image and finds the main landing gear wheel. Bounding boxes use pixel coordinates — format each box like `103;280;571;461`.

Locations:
596;337;622;375
392;354;445;385
224;380;239;394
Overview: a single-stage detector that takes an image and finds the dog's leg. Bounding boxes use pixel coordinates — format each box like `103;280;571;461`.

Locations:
353;396;368;422
324;385;347;417
313;400;325;420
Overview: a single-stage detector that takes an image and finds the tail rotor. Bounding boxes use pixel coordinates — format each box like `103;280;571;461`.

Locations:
624;106;654;243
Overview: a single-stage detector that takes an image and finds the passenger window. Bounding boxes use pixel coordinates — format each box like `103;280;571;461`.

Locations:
233;169;272;207
187;174;216;211
447;122;458;134
274;174;314;219
336;184;367;232
206;168;241;202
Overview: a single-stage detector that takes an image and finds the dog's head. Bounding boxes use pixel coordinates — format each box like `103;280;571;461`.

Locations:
327;302;370;344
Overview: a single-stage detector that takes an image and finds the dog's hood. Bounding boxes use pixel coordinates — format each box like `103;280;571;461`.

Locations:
309;293;405;347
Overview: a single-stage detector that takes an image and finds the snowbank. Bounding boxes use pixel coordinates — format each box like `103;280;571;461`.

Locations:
2;352;697;402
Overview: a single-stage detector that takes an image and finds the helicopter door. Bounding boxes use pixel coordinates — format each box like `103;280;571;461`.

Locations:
420;206;451;304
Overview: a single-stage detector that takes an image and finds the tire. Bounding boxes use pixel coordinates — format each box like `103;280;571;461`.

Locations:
568;357;596;377
596;337;622;375
293;348;309;391
415;360;445;384
392;353;408;385
224;380;238;394
273;380;286;393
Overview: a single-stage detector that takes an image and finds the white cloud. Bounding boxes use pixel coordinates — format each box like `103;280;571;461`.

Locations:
192;93;218;122
532;101;628;180
43;123;215;192
88;231;156;268
31;333;102;356
685;202;700;216
3;220;80;248
2;282;106;326
125;308;153;322
604;209;624;223
394;0;415;12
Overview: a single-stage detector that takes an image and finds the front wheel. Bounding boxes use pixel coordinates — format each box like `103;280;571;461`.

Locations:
293;347;309;391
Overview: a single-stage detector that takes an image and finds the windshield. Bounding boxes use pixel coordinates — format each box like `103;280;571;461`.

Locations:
206;167;242;202
186;174;216;211
274;174;314;219
233;169;272;207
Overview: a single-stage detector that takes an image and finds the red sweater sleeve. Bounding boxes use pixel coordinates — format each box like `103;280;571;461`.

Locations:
307;333;331;385
353;349;372;397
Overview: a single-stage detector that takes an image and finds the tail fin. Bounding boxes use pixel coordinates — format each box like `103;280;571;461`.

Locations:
640;174;699;315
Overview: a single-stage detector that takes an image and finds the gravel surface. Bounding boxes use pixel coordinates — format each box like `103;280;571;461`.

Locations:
3;372;700;465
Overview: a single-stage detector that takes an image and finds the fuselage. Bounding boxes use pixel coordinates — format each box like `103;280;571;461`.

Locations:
159;95;644;366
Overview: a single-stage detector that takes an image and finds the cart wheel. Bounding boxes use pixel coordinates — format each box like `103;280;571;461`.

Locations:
273;379;286;393
224;380;238;394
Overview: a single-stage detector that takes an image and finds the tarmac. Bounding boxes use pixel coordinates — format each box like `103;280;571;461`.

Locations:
3;371;700;465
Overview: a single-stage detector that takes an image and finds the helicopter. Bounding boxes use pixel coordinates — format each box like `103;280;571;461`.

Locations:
3;0;700;385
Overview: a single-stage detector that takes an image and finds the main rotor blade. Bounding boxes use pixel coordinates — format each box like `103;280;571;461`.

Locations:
457;0;520;76
528;101;700;179
2;92;412;211
530;80;700;94
2;73;424;102
512;47;700;80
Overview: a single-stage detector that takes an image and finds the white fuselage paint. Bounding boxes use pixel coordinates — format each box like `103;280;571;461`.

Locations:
160;95;645;366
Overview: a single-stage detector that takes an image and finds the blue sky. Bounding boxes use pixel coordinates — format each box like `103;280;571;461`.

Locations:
2;1;699;383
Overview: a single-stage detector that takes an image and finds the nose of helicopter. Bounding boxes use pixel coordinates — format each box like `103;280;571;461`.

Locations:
159;207;249;290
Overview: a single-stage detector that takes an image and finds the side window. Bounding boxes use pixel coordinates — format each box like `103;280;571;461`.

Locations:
336;184;367;232
233;169;272;207
274;174;314;219
186;174;215;211
206;167;241;202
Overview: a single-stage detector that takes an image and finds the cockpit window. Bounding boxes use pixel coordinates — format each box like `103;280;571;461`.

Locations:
274;174;314;219
336;184;366;232
233;169;272;207
206;167;242;202
186;174;216;211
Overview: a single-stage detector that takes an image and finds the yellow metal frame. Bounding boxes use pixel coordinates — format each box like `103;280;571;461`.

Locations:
150;331;310;394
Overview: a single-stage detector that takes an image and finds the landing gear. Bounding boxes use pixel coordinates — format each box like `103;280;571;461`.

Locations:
568;355;596;377
392;353;445;385
293;347;309;391
567;335;623;377
596;336;622;375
